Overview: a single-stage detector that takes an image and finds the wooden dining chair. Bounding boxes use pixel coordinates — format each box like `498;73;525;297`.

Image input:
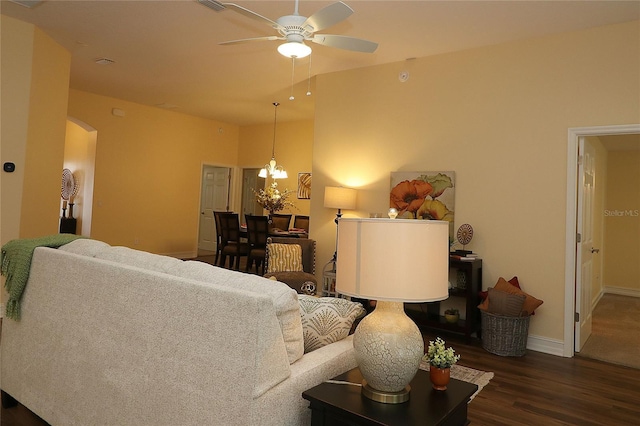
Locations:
270;213;292;231
213;211;232;266
245;214;269;275
292;215;310;233
219;213;248;270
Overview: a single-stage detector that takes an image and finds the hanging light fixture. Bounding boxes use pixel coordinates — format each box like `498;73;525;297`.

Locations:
277;42;312;59
259;102;288;179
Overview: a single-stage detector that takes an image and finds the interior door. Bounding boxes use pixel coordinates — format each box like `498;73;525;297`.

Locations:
241;168;265;224
575;137;596;351
198;166;230;252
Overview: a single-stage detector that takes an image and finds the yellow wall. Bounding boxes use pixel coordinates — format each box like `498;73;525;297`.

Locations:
604;151;640;292
238;120;314;217
0;16;71;244
311;20;640;343
67;90;240;256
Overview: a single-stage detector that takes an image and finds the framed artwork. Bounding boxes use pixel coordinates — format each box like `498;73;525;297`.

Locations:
297;172;312;199
390;171;456;240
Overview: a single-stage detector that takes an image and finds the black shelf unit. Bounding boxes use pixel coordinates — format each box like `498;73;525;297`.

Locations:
405;258;482;339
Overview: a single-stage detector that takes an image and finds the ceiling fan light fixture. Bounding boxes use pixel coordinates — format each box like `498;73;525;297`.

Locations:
278;42;311;59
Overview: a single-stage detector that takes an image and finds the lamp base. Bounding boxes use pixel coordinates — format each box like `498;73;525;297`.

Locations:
362;380;410;404
352;301;424;404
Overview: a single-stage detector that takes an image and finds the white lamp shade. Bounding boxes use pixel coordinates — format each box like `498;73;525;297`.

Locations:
336;218;449;302
324;186;357;210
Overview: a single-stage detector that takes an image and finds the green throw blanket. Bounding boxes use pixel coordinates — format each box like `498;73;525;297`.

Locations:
1;234;83;320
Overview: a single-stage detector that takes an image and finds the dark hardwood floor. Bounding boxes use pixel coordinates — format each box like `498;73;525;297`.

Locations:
3;330;639;425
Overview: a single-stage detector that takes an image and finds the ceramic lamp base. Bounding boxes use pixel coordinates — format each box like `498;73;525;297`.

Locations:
353;301;423;404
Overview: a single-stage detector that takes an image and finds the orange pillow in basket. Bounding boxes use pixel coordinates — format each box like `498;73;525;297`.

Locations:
478;277;543;316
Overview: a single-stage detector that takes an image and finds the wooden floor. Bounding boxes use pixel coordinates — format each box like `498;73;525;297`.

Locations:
3;330;639;425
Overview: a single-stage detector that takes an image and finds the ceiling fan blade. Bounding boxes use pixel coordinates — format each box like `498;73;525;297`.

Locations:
311;34;378;53
222;3;285;31
219;36;281;46
303;1;353;32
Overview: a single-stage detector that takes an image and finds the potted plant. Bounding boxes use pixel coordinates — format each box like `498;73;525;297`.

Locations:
444;308;460;324
423;337;461;390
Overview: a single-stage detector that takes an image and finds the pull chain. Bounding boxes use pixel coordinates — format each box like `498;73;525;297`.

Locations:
289;57;296;101
306;54;312;96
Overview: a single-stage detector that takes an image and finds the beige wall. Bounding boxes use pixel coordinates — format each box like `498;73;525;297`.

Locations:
1;16;71;245
66;91;313;256
311;20;640;344
238;120;314;217
67;90;240;256
603;151;640;292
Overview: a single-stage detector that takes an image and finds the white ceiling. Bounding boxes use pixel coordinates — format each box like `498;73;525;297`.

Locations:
2;0;639;125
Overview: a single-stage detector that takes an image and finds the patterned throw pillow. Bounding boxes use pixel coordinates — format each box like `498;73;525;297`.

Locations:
266;243;303;273
298;295;366;353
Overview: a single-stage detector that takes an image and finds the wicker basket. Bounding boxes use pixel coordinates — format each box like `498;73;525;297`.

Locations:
481;310;531;357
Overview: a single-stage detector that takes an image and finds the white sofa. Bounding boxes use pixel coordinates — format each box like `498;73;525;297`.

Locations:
1;239;357;425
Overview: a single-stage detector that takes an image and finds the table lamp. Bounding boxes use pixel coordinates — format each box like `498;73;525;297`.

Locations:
324;186;357;262
336;218;449;403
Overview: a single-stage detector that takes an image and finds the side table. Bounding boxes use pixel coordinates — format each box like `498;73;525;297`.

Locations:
302;367;477;426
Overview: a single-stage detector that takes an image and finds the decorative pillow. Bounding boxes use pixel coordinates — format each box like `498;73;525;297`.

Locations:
266;243;303;273
298;295;366;353
478;277;543;316
487;287;526;317
479;276;521;300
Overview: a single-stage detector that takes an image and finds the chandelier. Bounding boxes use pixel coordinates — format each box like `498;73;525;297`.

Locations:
259;102;288;179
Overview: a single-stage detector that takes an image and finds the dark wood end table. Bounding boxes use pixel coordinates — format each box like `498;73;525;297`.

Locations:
302;367;477;426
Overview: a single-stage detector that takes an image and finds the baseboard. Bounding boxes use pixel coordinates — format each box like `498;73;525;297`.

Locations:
604;286;640;298
527;334;565;357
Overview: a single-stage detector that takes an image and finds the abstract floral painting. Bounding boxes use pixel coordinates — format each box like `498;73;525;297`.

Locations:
390;171;456;240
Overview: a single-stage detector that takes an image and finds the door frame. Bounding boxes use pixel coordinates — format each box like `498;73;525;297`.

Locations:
196;163;240;254
564;124;640;357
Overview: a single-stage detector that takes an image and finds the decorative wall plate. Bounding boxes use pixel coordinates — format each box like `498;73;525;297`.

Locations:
457;223;474;247
61;168;78;201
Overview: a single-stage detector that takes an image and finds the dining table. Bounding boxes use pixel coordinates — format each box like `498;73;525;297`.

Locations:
239;225;308;239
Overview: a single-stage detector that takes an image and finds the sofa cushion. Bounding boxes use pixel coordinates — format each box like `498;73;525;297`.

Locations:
266;243;303;273
169;260;304;364
58;238;111;257
93;246;184;273
298;295;365;353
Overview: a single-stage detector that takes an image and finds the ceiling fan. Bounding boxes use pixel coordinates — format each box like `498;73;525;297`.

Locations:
197;0;378;58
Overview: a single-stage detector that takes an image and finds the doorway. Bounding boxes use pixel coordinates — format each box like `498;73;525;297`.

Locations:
564;124;640;357
198;165;230;254
64;118;97;237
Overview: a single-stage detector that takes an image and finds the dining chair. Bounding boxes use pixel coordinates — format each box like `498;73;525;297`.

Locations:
213;211;232;266
292;215;310;233
245;214;269;275
270;213;292;231
219;213;249;270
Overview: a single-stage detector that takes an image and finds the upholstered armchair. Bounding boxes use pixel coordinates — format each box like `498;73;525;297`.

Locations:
264;237;317;294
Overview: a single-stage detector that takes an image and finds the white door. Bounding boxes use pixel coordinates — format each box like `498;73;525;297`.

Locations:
241;168;265;224
575;137;596;352
198;166;230;252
